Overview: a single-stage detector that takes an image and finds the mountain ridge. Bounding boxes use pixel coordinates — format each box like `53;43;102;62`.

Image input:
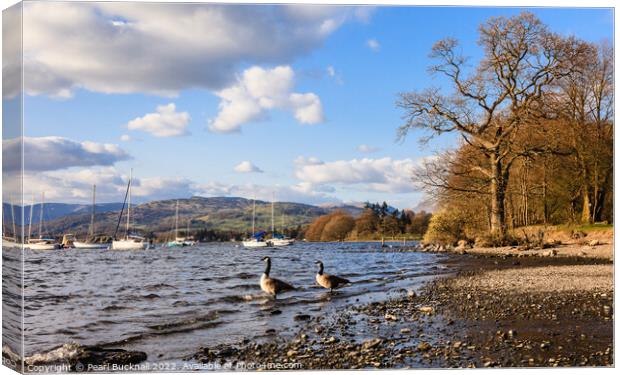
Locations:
4;196;363;236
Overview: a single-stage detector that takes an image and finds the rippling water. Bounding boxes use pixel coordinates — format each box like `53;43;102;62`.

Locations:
3;242;452;364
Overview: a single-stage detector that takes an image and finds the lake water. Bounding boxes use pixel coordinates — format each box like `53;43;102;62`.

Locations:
3;242;452;365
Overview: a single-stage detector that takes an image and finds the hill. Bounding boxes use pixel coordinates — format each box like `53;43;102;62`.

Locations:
3;202;124;225
10;196;363;237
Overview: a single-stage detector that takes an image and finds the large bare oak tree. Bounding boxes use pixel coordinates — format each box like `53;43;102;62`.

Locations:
397;12;576;237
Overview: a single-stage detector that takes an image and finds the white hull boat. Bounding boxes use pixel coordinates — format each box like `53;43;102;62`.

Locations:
112;238;147;250
2;237;20;249
266;193;295;247
165;202;196;247
242;239;270;248
112;170;146;251
73;185;110;250
242;197;271;249
74;241;110;249
27;193;61;250
28;239;61;251
166;237;196;247
271;238;295;247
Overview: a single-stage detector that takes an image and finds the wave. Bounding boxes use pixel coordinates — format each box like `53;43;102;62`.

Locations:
144;283;175;291
101;304;130;312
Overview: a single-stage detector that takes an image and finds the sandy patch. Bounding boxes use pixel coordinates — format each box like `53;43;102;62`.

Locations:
465;243;613;260
452;264;613;294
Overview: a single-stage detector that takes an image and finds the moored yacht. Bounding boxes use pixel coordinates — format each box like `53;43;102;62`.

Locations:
243;231;271;248
267;193;294;247
28;238;62;251
270;236;295;247
28;192;61;250
74;185;111;249
2;197;20;248
112;169;147;250
242;197;271;249
165;200;195;247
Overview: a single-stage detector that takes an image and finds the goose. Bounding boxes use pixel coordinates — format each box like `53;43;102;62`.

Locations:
315;261;350;292
260;256;295;299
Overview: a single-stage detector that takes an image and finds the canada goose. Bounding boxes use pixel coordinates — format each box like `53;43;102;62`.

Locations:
315;261;350;292
260;256;295;299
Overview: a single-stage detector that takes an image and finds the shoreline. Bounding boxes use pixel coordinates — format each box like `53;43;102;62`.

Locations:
4;244;613;371
189;251;613;369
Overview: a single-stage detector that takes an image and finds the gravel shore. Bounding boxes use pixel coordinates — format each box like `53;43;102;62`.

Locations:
189;253;614;369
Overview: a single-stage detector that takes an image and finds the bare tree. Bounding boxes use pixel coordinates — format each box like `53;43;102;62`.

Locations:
555;40;613;223
397;12;573;237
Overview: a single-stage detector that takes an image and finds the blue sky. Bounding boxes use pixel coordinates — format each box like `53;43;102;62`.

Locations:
12;3;613;208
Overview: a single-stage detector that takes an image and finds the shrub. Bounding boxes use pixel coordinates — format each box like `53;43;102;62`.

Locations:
422;209;468;245
320;214;355;241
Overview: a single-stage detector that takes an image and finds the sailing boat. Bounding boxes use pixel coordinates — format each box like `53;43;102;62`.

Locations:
183;219;197;246
27;192;61;250
165;200;191;247
242;197;270;248
112;169;147;250
2;195;20;249
74;185;110;249
269;193;294;247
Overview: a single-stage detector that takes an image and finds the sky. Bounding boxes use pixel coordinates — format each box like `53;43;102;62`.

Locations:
4;3;613;209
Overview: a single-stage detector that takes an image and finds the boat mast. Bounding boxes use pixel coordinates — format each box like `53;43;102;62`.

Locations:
281;211;285;236
28;192;34;240
126;169;132;238
90;184;96;237
10;195;16;240
2;202;5;238
271;193;275;236
39;192;44;238
251;197;256;235
175;200;179;238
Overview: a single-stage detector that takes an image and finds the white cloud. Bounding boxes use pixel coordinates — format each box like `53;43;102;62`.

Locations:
352;7;375;23
127;103;190;137
209;65;324;133
132;176;195;200
357;144;380;153
21;167;127;203
195;182;338;206
366;38;380;52
326;65;336;77
19;164;339;205
289;93;324;124
21;2;371;97
21;168;195;203
2;5;24;99
234;161;264;173
120;134;131;142
3;136;130;172
326;65;343;85
294;157;420;193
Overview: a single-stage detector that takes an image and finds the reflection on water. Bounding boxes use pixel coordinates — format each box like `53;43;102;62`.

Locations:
3;242;450;363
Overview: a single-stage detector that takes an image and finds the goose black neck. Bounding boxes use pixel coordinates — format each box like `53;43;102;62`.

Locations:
317;262;324;275
264;259;271;276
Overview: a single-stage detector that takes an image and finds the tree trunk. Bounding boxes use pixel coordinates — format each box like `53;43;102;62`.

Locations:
581;187;591;224
490;155;506;237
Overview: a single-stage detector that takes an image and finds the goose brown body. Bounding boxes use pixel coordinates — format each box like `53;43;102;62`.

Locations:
315;261;350;292
260;257;295;298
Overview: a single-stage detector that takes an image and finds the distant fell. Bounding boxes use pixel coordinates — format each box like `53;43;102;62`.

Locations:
12;196;363;237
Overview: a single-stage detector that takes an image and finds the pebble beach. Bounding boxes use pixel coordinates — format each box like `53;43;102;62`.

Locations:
189;239;614;369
